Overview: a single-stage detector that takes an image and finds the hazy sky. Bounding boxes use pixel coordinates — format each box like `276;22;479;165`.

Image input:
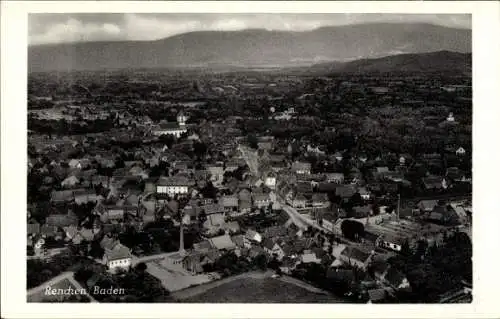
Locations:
29;13;472;45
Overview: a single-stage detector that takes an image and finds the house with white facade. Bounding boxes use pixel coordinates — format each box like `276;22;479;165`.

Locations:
156;176;191;196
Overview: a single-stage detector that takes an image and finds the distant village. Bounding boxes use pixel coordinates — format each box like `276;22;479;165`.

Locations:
27;71;472;303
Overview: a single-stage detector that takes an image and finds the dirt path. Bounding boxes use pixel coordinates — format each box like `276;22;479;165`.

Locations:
277;275;329;295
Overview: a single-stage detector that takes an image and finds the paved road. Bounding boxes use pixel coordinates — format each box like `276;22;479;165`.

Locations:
132;251;180;266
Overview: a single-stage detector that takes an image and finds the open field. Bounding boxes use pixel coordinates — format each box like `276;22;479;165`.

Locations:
173;271;349;303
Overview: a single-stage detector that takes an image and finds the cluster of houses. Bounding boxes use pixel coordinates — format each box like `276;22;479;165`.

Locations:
27;101;472;304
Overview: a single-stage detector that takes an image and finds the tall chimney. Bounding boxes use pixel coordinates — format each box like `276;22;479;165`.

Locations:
397;193;401;222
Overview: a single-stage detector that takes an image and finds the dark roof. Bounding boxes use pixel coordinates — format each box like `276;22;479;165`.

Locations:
157;176;192;186
51;190;75;202
335;185;356;198
105;244;132;261
46;214;78;227
201;203;224;215
231;235;245;248
342;246;372;262
371;260;390;277
221;195;238;207
322;212;337;223
262;225;288;239
27;223;41;234
312;193;329;202
317;182;339;193
193;240;212;251
384;267;407;288
158;122;181;130
40;225;58;236
368;288;388;302
326;267;355;282
262;238;275;250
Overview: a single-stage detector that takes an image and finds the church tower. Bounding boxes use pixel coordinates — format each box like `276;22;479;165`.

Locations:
177;112;187;127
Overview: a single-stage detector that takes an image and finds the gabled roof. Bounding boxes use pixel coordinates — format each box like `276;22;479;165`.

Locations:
40;225;58;236
294;194;307;201
157;122;181;130
335;185;356;198
312;193;329;202
100;235;119;250
193;240;212;252
376;167;389;174
317;182;339;193
262;238;275;250
248;245;265;257
224;221;241;233
208;213;225;227
325;172;344;180
262;225;288;239
301;252;320;263
371;260;390;277
367;288;388;302
27;223;41;235
341;246;372;263
245;229;262;242
221;195;238;207
201;203;224;215
46;213;78;227
292;161;311;171
252;193;270;202
322;212;337;223
157;176;192;186
419;199;439;211
209;234;236;250
231;235;245;248
353;205;372;215
105;243;132;261
51;190;75;202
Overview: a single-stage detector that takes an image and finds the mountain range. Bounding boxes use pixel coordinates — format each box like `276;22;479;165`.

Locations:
28;22;471;73
303;51;471;74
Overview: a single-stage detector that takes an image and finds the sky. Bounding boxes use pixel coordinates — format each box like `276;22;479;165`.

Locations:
28;13;472;45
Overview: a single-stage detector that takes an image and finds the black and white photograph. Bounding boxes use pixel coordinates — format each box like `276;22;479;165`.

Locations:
2;1;500;318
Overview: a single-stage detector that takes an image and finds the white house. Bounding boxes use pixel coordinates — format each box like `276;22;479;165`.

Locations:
325;173;344;184
100;237;132;273
264;171;277;189
358;187;371;201
291;161;311;175
447;112;455;122
456;147;466;156
156;176;190;196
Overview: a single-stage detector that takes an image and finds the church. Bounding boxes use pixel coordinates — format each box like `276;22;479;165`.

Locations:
152;112;188;138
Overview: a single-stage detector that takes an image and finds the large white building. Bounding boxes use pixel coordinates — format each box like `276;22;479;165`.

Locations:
100;236;132;273
156;176;191;196
152;112;188;138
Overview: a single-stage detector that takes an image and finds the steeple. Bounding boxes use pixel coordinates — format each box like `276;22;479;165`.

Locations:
177;111;187;127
